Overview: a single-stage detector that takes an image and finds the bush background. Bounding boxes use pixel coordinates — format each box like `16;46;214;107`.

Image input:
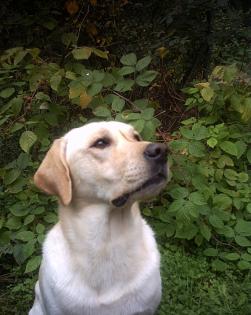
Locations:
0;0;251;314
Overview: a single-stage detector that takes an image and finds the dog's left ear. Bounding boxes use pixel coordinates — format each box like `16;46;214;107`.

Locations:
34;138;72;206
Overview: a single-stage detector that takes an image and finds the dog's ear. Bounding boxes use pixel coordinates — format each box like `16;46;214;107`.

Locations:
34;138;72;206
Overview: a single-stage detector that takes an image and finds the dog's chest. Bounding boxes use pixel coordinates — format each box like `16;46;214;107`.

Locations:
40;224;160;315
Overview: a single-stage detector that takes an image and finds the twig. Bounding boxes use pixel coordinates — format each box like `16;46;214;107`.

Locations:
111;90;135;108
212;235;241;254
76;5;90;44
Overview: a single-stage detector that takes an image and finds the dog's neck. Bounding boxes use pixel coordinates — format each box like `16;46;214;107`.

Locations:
59;200;143;255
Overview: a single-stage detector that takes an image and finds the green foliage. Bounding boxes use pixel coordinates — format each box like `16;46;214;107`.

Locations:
157;245;251;315
144;64;251;271
184;64;251;123
0;47;159;274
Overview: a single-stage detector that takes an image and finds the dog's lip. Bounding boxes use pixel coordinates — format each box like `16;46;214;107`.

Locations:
111;172;167;207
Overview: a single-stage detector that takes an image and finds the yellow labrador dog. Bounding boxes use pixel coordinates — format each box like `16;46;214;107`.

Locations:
29;121;167;315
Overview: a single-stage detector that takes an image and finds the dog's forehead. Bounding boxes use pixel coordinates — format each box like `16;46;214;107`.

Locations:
64;121;135;158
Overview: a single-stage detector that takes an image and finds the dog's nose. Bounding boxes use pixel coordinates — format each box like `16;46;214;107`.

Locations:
144;143;167;163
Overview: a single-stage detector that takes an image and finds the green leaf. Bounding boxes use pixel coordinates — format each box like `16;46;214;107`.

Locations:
200;223;211;241
180;127;194;139
188;141;206;157
189;192;207;205
19;131;37;153
247;149;251;163
0;87;15;98
246;204;251;214
165;224;176;238
207;137;217;148
72;47;92;60
184;201;199;219
141;108;155;120
221;226;235;238
242;253;251;261
168;186;189;199
5;217;21;230
87;83;103;96
14;241;35;264
93;106;111;118
10;203;29;217
133;99;151;110
235;141;247;159
44;213;58;224
192;124;209;140
235;236;251;247
92;48;108;59
238;172;248;183
36;223;45;234
204;248;218;257
9;96;24;115
238;260;251;270
219;141;238;156
102;73;115;87
213;194;232;210
136;56;151;71
17;153;30;170
36;92;51;101
223;64;237;82
224;253;240;261
235;219;251;236
130;119;145;133
4;169;21;185
69;80;85;99
175;223;198;240
14;50;27;65
33;207;45;215
224;169;238;181
141;120;157;140
120;53;137;66
181;117;197;125
200;86;214;102
114;79;134;92
50;73;62;91
212;259;228;271
65;70;77;80
209;215;224;229
168;199;186;213
118;66;135;76
16;231;35;242
136;70;158;87
112;96;125;112
25;256;41;273
169;139;188;151
220;155;234;167
24;214;35;225
92;70;105;82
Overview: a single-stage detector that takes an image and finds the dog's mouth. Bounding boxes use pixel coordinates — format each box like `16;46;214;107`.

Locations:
111;172;167;207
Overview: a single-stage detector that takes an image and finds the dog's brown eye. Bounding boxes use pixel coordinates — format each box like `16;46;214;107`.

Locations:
134;134;141;141
92;138;111;149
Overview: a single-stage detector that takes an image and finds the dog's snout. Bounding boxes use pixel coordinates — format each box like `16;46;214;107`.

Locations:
144;143;167;162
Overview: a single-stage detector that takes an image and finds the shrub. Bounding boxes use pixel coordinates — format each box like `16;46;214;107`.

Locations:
0;47;159;273
144;64;251;271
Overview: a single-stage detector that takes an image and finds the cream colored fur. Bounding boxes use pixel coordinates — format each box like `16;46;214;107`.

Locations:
29;121;167;315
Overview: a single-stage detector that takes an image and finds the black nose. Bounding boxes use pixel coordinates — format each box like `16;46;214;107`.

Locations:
144;143;167;163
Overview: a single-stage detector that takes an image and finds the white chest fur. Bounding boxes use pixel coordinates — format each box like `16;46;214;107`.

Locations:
30;202;161;315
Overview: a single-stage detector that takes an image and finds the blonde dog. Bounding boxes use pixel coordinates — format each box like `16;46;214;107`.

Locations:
29;121;167;315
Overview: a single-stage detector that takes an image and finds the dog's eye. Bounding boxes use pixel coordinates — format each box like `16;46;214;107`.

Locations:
91;138;111;149
134;134;141;141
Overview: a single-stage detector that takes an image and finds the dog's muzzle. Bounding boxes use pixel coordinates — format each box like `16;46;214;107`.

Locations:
112;143;168;207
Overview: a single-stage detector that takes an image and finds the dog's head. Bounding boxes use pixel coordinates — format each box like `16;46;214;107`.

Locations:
34;121;168;207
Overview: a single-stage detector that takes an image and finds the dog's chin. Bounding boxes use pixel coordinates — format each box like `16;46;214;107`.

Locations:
111;173;167;208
